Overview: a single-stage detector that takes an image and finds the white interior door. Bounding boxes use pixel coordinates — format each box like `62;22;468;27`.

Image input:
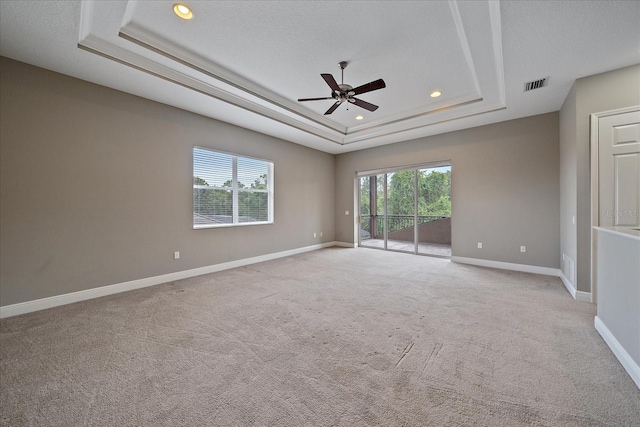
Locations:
598;110;640;227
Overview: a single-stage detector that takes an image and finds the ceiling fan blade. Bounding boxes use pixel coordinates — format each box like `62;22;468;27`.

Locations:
321;73;340;92
351;97;379;112
324;101;341;115
351;79;386;95
298;97;334;102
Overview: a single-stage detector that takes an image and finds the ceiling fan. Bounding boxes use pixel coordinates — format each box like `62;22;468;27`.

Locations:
298;61;386;115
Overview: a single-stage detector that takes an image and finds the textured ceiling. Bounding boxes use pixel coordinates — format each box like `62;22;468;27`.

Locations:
126;1;481;126
1;1;639;154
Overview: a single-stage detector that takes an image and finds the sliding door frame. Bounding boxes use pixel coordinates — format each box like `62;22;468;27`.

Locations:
356;159;452;256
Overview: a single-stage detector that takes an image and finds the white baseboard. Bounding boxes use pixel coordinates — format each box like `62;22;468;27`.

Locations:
576;291;592;303
559;271;593;302
559;270;577;298
451;256;561;277
0;241;344;319
595;316;640;389
452;256;593;302
334;241;357;248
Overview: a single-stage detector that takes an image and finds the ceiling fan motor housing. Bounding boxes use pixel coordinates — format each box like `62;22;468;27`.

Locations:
334;84;355;102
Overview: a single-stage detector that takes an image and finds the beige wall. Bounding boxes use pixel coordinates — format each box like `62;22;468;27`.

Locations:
0;58;336;306
8;55;632;308
559;64;640;293
335;113;560;268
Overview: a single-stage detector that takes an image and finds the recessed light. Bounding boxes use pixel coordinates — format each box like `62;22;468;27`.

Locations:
430;91;442;98
173;3;193;20
355;115;364;120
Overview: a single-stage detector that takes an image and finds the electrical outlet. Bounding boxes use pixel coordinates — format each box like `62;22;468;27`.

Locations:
174;251;180;259
520;246;526;253
313;232;316;238
345;210;349;215
477;242;482;249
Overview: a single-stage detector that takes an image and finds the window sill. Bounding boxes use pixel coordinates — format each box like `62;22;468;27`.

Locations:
194;221;273;230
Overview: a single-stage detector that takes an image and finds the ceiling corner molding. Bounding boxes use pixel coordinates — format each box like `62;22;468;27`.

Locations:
4;0;636;154
78;0;95;42
449;0;482;95
77;34;345;145
488;0;507;106
118;21;346;134
344;97;485;143
75;0;509;151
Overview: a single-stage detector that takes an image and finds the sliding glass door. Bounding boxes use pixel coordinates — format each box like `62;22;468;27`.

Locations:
359;174;385;249
416;166;452;256
358;163;452;258
386;171;416;253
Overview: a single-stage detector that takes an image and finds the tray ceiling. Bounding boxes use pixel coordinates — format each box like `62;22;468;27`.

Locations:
1;1;639;154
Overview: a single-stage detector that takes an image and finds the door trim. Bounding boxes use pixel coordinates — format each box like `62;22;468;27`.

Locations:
356;160;452;178
590;106;640;304
356;162;452;258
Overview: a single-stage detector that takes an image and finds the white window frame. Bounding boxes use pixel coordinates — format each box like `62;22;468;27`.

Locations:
193;146;274;229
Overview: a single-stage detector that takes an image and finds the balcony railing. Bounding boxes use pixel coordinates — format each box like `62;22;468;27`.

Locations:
360;214;448;239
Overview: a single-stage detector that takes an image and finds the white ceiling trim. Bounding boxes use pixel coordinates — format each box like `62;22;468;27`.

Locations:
117;0;506;143
449;0;482;96
78;34;344;145
119;25;345;134
4;1;637;155
76;0;506;148
347;96;484;136
488;0;506;107
118;0;487;137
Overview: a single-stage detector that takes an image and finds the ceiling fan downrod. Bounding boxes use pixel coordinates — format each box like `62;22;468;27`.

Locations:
337;61;354;96
338;61;348;85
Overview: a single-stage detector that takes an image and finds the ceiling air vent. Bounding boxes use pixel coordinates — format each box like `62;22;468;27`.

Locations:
524;77;548;92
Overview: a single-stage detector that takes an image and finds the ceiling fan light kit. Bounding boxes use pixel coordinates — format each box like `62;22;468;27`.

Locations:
298;61;386;116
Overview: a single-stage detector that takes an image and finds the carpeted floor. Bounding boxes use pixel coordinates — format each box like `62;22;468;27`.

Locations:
1;247;639;426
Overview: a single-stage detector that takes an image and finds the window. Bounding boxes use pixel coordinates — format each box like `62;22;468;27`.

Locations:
193;146;273;228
